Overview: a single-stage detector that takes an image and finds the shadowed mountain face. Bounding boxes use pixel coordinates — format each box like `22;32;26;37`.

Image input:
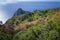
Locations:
13;8;29;16
0;8;60;40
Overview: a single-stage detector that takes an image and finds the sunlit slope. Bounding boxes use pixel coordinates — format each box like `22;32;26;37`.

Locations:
1;8;60;40
5;8;60;30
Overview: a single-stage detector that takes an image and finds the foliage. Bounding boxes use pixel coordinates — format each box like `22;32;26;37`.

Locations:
1;8;60;40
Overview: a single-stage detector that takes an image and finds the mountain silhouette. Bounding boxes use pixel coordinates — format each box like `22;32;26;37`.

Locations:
13;8;29;16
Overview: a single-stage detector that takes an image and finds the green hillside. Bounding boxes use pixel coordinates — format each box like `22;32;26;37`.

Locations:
0;8;60;40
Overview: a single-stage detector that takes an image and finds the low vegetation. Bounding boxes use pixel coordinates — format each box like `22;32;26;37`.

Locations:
0;8;60;40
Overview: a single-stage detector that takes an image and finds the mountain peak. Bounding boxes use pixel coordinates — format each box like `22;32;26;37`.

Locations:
17;8;23;11
13;8;29;16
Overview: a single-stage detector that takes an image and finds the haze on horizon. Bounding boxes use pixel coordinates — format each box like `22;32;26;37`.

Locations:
0;0;60;24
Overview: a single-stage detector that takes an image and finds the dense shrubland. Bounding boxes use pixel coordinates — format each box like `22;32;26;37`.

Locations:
0;8;60;40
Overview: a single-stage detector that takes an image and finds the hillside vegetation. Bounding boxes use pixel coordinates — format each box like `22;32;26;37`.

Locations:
0;8;60;40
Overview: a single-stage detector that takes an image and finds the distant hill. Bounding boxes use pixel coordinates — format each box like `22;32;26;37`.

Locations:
0;8;60;40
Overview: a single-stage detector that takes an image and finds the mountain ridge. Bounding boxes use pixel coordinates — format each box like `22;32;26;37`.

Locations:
0;8;60;40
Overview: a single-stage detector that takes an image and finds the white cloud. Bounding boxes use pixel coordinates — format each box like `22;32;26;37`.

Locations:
0;10;7;23
0;0;19;5
0;0;60;5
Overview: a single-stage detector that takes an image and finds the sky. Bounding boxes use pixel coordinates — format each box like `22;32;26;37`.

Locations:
0;0;60;24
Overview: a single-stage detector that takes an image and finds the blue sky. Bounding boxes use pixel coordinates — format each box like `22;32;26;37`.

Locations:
0;0;60;24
